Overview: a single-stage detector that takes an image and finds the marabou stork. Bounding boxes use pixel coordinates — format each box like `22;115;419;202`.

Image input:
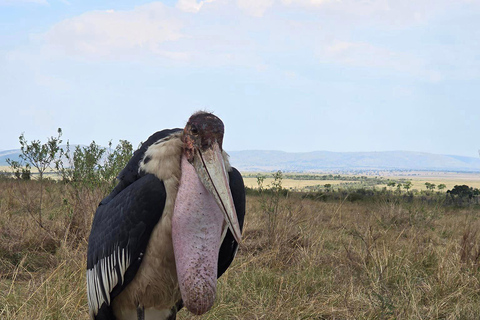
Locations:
86;112;245;320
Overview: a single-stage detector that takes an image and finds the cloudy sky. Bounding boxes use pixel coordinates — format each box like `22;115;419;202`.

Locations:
1;0;479;157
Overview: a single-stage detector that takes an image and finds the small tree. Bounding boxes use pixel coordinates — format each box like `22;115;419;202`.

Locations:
7;129;64;227
72;141;106;187
101;140;134;187
17;129;63;180
403;181;413;192
257;171;284;244
256;175;266;190
425;182;436;191
58;139;133;191
6;159;31;180
447;185;476;205
57;139;134;239
448;185;474;199
324;183;332;192
396;183;403;193
437;184;446;191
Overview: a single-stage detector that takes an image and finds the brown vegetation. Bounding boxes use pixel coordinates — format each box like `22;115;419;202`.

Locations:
1;179;480;319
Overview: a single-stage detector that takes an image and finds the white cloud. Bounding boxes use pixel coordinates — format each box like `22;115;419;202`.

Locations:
40;0;260;65
176;0;216;13
44;2;185;59
237;0;274;17
21;0;475;81
281;0;336;6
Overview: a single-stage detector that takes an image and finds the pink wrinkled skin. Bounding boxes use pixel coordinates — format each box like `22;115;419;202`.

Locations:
172;155;224;315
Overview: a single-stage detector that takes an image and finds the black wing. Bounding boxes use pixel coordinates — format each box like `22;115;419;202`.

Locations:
87;128;181;319
218;167;246;277
87;174;166;319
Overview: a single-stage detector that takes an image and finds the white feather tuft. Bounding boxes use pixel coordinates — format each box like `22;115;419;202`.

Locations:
86;246;132;317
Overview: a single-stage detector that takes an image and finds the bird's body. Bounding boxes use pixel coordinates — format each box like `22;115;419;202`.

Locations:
86;113;245;320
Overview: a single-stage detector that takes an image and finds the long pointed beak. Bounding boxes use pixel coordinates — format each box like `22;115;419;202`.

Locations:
192;142;242;243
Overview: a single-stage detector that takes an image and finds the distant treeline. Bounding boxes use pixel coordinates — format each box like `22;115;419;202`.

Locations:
247;185;480;207
243;173;383;181
246;171;480;207
244;172;408;189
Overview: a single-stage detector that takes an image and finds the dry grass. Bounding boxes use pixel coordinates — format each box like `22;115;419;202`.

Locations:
0;179;100;319
177;196;480;320
2;179;480;319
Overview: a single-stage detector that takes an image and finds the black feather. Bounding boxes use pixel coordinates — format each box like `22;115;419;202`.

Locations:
87;174;167;318
218;167;246;277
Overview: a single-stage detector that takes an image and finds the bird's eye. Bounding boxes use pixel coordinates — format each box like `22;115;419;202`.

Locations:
191;126;199;135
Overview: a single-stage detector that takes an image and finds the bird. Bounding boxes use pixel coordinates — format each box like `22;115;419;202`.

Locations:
86;111;245;320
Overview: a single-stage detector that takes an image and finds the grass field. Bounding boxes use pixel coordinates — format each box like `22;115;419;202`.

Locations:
2;177;480;319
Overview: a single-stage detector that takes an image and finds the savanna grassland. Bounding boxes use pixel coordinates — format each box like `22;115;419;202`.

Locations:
2;175;480;320
242;171;480;192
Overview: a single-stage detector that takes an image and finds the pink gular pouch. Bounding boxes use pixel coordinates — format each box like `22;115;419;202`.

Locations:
172;155;225;315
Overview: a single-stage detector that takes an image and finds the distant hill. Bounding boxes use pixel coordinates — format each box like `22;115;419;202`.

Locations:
0;149;21;166
2;148;480;173
0;145;80;167
227;150;480;173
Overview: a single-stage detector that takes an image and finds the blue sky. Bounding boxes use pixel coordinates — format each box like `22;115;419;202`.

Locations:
1;0;479;157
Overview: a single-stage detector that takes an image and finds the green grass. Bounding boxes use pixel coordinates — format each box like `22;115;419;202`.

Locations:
2;179;480;319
